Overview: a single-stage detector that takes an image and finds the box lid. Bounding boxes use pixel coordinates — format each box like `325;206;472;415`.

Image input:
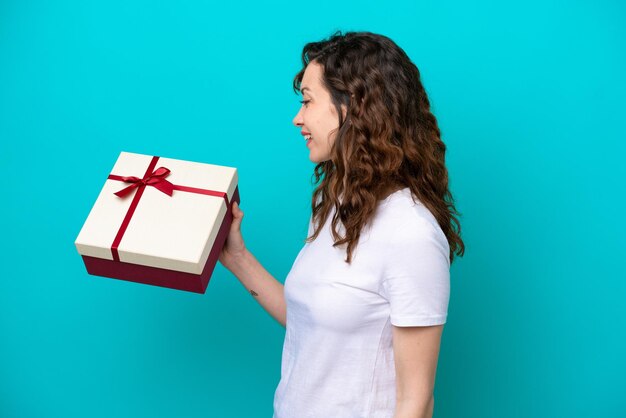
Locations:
75;151;238;275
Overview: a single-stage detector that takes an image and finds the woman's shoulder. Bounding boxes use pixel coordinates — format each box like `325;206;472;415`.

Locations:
373;187;447;245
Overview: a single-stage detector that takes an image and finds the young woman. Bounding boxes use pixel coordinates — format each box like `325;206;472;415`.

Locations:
219;30;464;418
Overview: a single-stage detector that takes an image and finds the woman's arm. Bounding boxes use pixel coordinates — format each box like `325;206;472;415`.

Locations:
392;324;444;418
219;202;287;327
221;249;286;327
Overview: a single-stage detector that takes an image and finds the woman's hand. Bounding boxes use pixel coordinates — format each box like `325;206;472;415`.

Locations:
219;201;246;269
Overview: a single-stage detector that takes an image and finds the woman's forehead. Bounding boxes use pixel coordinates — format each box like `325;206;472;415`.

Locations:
301;62;323;93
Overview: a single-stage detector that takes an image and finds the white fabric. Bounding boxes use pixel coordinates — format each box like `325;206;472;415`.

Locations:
272;187;450;418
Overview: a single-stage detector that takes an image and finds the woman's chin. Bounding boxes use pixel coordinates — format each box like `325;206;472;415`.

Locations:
308;150;331;164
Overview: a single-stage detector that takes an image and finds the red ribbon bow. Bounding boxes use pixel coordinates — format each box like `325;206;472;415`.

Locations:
113;167;174;198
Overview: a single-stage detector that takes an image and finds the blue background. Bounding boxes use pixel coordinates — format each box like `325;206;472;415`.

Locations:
1;1;625;417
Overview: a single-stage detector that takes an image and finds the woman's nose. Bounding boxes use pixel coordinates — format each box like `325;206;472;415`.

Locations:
293;107;304;127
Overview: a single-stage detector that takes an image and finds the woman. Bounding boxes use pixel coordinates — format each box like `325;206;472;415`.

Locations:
219;30;464;418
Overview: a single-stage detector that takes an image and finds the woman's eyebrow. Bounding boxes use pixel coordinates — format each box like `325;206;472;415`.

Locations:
301;87;312;94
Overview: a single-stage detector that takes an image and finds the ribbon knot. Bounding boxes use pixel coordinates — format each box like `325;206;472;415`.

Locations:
114;166;174;198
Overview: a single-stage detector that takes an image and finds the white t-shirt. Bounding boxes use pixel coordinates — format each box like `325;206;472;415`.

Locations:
272;187;450;418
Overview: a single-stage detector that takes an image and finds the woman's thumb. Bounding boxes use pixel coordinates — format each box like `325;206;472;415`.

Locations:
232;201;244;221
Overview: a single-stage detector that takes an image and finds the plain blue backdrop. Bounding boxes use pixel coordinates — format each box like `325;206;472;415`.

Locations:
1;1;625;417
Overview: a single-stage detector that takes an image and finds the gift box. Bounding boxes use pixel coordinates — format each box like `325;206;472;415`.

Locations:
75;151;240;293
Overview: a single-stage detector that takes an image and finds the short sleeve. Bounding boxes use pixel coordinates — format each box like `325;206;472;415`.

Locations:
379;220;450;327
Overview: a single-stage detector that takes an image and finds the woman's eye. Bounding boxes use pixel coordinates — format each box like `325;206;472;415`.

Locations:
299;100;310;106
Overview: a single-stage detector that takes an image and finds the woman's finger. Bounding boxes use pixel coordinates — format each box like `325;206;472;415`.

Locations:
231;202;244;230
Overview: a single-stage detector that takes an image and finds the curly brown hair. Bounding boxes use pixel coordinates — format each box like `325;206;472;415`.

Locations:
294;30;465;264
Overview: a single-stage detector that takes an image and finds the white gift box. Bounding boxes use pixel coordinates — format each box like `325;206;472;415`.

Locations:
75;151;239;293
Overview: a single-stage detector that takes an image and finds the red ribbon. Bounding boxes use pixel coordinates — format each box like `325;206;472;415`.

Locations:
111;167;174;198
107;155;231;262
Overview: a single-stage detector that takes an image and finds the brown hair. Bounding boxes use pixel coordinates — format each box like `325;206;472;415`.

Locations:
294;30;465;264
